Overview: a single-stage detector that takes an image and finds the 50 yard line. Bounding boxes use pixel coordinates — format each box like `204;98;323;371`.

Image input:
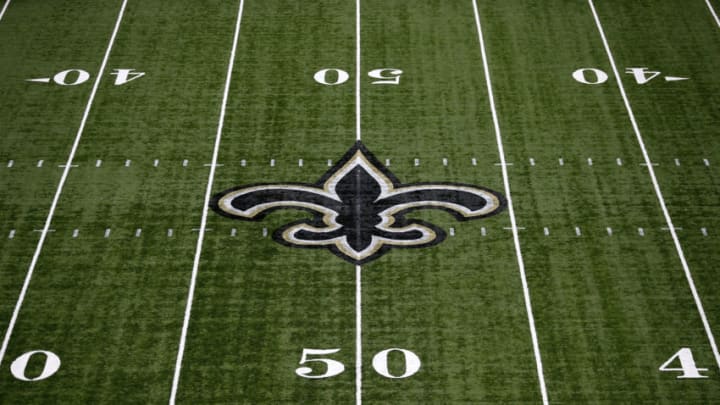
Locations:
355;1;363;404
588;0;720;371
168;1;245;403
0;0;129;370
471;1;549;404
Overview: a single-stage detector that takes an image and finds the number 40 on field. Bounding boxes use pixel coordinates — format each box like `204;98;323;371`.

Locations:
26;68;145;86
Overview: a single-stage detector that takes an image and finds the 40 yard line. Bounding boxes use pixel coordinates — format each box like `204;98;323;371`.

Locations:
588;0;720;372
168;0;245;403
0;0;129;370
471;1;549;404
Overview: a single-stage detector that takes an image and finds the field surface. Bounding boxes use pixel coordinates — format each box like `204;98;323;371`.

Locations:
0;0;719;403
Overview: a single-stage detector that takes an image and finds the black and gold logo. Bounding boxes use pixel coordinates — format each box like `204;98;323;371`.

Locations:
211;142;506;264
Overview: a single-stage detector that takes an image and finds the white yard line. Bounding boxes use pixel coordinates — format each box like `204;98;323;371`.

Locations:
588;0;720;371
355;1;363;403
0;0;129;370
0;0;11;24
471;1;549;404
168;1;245;403
706;0;720;28
355;264;362;405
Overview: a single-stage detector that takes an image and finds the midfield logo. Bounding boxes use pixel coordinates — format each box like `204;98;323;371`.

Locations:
211;142;506;264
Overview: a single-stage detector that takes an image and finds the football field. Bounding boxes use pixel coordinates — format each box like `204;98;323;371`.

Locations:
1;0;720;403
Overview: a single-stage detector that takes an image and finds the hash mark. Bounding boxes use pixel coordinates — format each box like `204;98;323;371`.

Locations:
575;226;582;236
558;158;564;166
58;164;78;168
298;159;303;167
701;227;708;236
449;227;455;236
587;158;593;166
7;160;13;168
37;160;44;168
204;163;223;167
241;159;246;167
153;159;159;167
167;228;174;237
8;230;15;239
543;227;549;236
135;228;142;237
606;227;613;236
262;227;268;237
270;159;275;167
327;159;333;167
104;228;111;238
495;162;513;166
72;229;79;238
471;158;477;166
529;158;535;166
96;159;103;167
442;158;448;166
414;158;420;167
182;159;188;167
704;159;710;167
481;227;487;236
125;159;131;167
661;227;683;231
385;159;391;166
231;228;237;237
638;227;645;236
640;162;659;167
675;158;681;166
616;158;623;166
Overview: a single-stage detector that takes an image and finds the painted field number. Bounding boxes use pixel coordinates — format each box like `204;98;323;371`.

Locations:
572;67;688;85
295;347;420;379
314;68;403;86
659;348;708;379
27;68;145;86
10;350;61;382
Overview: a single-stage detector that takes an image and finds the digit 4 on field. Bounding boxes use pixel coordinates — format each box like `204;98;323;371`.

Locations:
572;67;688;84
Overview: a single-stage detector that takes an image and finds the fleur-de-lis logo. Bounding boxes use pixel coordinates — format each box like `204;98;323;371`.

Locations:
211;142;506;264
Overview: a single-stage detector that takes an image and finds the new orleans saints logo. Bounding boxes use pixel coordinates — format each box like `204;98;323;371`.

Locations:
211;142;506;264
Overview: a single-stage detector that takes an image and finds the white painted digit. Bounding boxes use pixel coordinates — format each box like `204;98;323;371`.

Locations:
659;348;708;379
313;68;349;86
368;68;403;85
53;69;90;86
111;68;145;86
372;348;421;379
295;348;345;379
572;68;608;85
10;351;61;381
625;67;662;84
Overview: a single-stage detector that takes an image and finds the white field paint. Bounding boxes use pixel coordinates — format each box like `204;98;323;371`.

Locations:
616;158;623;166
675;158;681;166
355;2;362;403
638;227;645;236
589;0;720;371
169;1;245;403
0;0;129;370
0;0;11;24
414;158;420;166
472;2;549;403
96;159;102;167
707;0;720;28
472;157;477;166
385;158;391;166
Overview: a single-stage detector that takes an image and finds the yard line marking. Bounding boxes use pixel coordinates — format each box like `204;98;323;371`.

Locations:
0;0;129;370
589;0;720;371
169;1;245;403
0;0;12;24
472;2;548;403
355;2;362;403
706;0;720;28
